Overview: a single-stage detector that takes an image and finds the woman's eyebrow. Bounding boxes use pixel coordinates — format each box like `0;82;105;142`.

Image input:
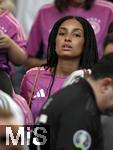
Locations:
59;27;83;32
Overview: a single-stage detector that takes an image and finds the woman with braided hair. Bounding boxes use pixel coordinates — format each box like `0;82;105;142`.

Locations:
20;16;98;122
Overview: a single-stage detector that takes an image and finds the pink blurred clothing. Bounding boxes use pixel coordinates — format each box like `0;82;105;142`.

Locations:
20;67;67;121
27;0;113;57
0;10;26;73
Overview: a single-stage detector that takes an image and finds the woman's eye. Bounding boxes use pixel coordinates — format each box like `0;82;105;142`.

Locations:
73;33;81;37
58;32;65;36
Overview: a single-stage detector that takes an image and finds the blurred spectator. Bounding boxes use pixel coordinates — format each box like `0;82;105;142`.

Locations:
0;0;27;93
0;70;33;125
37;53;113;150
101;32;113;150
63;32;113;150
0;0;27;72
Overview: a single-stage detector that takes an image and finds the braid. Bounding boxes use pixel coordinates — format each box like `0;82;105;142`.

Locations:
46;15;98;98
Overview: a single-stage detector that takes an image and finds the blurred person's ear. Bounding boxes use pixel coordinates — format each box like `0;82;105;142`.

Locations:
99;78;113;94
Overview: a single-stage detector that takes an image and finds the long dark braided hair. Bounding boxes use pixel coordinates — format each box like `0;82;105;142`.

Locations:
46;16;98;98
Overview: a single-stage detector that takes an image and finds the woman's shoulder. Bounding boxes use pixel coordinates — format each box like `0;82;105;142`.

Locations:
25;66;50;77
63;69;91;88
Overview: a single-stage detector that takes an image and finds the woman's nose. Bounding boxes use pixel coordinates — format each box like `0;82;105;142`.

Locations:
64;35;71;42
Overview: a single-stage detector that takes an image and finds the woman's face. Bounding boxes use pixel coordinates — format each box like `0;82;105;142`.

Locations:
55;18;84;59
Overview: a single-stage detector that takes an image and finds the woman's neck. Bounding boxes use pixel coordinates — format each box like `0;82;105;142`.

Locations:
69;1;85;8
55;58;80;77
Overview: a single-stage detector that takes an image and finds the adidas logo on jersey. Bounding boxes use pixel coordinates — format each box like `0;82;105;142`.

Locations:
33;89;45;98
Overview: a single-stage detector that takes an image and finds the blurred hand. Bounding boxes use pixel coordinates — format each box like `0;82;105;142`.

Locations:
0;32;12;49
